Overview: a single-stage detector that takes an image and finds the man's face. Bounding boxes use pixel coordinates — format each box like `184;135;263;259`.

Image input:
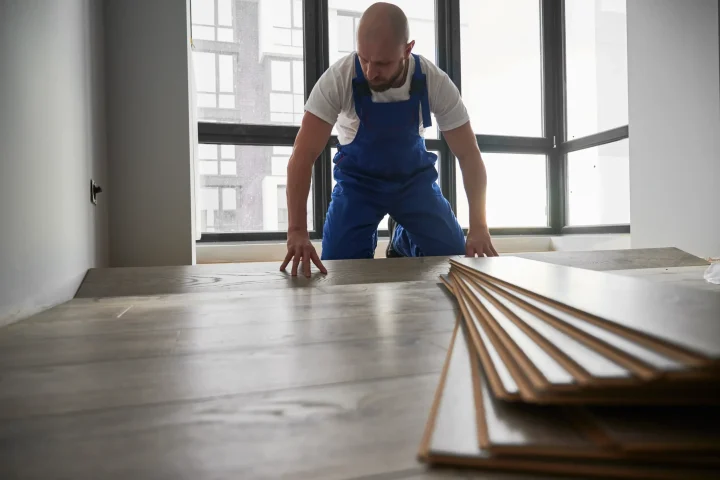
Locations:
357;40;413;92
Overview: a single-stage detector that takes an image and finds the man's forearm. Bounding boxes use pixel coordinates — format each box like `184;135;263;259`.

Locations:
286;155;314;232
458;151;489;230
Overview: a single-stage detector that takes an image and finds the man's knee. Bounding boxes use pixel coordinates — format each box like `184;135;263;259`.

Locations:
321;196;379;260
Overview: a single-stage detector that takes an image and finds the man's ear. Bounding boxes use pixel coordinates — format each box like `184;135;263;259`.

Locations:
404;40;415;58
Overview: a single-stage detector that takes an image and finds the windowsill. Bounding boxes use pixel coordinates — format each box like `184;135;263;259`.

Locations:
196;233;631;264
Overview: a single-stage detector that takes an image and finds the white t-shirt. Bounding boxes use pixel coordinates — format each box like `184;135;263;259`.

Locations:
305;53;470;145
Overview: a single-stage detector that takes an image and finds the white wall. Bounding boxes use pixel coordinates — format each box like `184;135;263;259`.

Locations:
104;0;195;267
0;0;108;327
627;0;720;259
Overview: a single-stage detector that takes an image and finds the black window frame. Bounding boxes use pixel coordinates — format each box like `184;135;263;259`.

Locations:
196;0;630;243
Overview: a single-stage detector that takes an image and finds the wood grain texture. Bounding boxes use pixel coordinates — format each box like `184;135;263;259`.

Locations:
2;250;716;480
513;248;709;272
0;373;446;480
451;256;720;360
0;331;449;420
75;257;457;298
423;320;718;479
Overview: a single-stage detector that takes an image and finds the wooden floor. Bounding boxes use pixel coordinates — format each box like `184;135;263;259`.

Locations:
0;248;715;480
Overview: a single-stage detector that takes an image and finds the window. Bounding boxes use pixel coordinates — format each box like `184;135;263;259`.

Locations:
269;59;305;124
272;0;303;47
197;144;313;233
194;0;630;243
199;144;237;176
567;139;629;226
191;0;234;42
459;0;543;137
563;0;629;228
456;154;548;229
193;52;236;109
191;0;305;125
565;0;628;141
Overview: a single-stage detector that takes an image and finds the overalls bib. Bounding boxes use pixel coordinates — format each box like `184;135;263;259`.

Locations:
321;53;466;260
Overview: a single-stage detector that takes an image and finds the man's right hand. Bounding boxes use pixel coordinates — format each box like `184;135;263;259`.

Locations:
280;229;327;277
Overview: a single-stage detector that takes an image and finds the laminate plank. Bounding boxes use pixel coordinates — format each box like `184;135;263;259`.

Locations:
452;277;520;399
0;332;448;420
514;248;709;272
461;277;576;388
610;266;720;293
422;322;717;479
451;256;720;360
0;373;444;480
481;280;683;373
474;279;632;382
0;281;454;343
0;309;457;369
75;257;456;298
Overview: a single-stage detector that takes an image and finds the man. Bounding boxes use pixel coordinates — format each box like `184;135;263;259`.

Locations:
281;2;497;277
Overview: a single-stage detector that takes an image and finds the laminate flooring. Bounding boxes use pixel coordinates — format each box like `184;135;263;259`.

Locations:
0;248;716;480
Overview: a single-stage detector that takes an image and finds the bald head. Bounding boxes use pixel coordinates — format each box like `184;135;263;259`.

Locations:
356;3;414;92
357;2;409;46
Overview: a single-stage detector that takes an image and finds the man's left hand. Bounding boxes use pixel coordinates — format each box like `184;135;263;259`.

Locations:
465;226;499;257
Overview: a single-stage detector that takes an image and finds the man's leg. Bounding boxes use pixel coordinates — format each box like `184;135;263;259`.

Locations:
388;189;466;257
321;190;386;260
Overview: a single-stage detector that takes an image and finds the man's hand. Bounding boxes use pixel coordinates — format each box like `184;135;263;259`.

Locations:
280;229;327;277
465;226;498;257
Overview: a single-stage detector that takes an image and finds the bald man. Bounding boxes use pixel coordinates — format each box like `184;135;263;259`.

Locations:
281;2;497;277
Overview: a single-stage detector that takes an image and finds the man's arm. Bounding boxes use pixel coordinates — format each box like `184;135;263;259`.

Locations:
287;112;333;232
280;111;333;276
443;121;498;257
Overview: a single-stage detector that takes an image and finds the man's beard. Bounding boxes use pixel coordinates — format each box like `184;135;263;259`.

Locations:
368;59;407;92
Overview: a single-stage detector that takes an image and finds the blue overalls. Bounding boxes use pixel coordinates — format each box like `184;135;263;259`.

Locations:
321;53;466;260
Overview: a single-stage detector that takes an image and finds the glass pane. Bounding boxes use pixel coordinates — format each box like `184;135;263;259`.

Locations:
218;55;234;92
271;60;292;91
218;0;233;26
568;139;629;225
193;52;217;93
220;161;237;175
293;94;304;113
192;0;215;25
217;27;234;42
270;93;294;113
192;25;215;41
198;144;314;233
222;188;237;210
271;112;294;123
565;0;628;140
199;144;218;159
292;61;304;93
293;0;303;28
275;1;292;28
221;144;235;158
197;93;217;108
460;0;542;137
193;0;304;125
336;15;355;54
273;28;292;46
456;153;548;228
199;161;218;175
218;94;235;108
291;29;303;47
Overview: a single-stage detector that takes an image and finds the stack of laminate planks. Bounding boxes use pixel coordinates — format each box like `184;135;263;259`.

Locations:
418;256;720;479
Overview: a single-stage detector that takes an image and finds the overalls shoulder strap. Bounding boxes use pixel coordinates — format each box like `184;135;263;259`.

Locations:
352;54;371;118
409;53;432;129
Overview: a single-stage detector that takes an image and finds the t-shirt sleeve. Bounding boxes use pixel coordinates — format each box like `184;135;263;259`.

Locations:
304;59;348;127
423;59;471;132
